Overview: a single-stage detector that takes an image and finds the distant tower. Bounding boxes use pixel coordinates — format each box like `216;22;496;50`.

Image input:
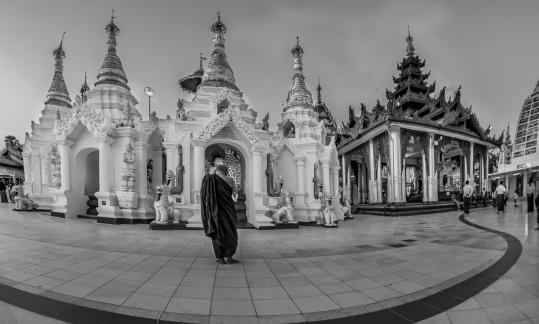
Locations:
80;71;90;102
44;32;72;108
386;28;435;114
94;11;129;90
284;36;313;109
200;12;238;91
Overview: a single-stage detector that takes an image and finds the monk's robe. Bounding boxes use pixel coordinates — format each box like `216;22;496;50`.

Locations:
200;174;238;259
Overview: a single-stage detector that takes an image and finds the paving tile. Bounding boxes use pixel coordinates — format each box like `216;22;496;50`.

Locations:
292;295;340;313
51;281;98;298
175;285;213;299
283;284;324;298
516;298;539;318
329;291;375;308
122;292;171;311
211;299;256;316
137;282;177;297
249;287;288;300
446;309;494;324
253;298;300;316
166;297;211;315
361;286;401;301
484;305;527;324
213;287;251;300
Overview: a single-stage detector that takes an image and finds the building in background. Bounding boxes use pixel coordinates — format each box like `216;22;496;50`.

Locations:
337;31;498;211
488;81;539;196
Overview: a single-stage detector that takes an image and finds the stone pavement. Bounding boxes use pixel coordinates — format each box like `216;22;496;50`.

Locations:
0;202;535;323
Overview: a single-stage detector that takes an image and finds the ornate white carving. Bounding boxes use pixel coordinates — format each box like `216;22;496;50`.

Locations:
198;108;261;144
54;108;111;138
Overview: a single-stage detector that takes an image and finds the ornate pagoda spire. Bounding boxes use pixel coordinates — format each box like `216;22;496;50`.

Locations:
44;32;72;108
405;26;415;57
316;76;322;106
285;36;313;109
80;71;90;102
95;10;129;89
200;12;238;90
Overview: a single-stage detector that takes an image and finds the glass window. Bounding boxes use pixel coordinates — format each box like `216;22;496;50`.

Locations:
530;120;539;127
532;108;539;115
527;133;538;141
516;137;526;144
515;144;525;151
517;130;527;138
526;148;536;155
530;113;539;121
527;141;537;148
518;124;527;131
514;151;524;157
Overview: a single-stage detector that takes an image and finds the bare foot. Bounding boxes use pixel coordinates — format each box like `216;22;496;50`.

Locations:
226;257;240;264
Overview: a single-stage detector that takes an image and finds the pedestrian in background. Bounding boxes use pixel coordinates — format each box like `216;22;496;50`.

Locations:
527;179;535;214
463;180;474;215
495;181;507;214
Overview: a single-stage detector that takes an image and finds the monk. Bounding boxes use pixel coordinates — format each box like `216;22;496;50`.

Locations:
200;164;239;264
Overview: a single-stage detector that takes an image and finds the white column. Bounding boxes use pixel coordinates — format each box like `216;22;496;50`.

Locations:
389;125;402;203
332;168;339;197
31;151;42;193
152;150;163;187
40;156;50;188
469;141;474;185
252;150;263;193
368;139;377;203
296;158;305;193
523;169;528;197
428;133;436;201
58;141;73;191
164;144;177;179
97;138;112;193
322;161;330;194
422;149;428;202
135;141;148;195
341;154;346;192
191;139;206;193
22;153;32;192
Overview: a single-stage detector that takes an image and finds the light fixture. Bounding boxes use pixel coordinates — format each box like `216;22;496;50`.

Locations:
144;86;155;120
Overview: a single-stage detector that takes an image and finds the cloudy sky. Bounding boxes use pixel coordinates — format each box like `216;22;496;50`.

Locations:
1;0;539;143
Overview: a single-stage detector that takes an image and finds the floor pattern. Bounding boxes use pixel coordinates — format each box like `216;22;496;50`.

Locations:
0;203;536;323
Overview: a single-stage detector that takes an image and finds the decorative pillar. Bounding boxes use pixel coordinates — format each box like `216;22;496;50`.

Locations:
428;133;437;201
422;149;428;202
252;150;263;193
191;139;206;201
332;168;339;197
135;141;148;195
322;161;330;194
97;138;112;193
22;153;32;192
368;139;377;203
505;173;510;191
295;158;305;194
31;151;42;193
389;125;402;203
58;141;73;191
163;143;177;179
469;142;474;185
377;154;383;203
523;169;529;197
40;156;50;188
152;149;163;187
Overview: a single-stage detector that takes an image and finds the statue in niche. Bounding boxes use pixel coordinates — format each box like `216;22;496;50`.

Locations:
153;185;171;223
176;145;184;194
313;162;322;199
271;191;296;224
49;145;61;189
176;99;195;121
266;154;280;197
117;104;135;128
287;125;295;138
262;113;270;131
147;159;153;189
121;144;136;191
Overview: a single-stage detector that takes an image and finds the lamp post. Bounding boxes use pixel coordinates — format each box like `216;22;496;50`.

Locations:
144;86;155;120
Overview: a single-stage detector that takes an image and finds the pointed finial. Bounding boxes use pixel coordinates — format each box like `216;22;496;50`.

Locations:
199;52;207;69
316;76;322;105
297;36;300;46
211;11;226;34
60;31;65;46
291;35;303;55
53;32;66;60
111;9;116;23
406;26;415;56
106;9;120;35
217;11;221;22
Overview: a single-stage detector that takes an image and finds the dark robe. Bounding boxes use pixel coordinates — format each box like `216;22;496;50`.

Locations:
496;194;505;212
200;174;238;259
527;193;534;213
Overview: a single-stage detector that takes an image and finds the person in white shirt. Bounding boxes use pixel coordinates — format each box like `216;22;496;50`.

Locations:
462;180;474;214
495;181;507;214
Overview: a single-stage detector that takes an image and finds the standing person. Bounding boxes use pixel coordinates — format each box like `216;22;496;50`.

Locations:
463;180;473;215
513;191;519;207
0;180;7;203
527;179;535;214
495;181;507;214
535;193;539;230
200;164;239;265
482;187;488;207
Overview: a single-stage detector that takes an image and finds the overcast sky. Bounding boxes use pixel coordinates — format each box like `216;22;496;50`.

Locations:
1;0;539;143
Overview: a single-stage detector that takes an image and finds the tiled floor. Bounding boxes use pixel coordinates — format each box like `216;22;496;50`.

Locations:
0;202;536;323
